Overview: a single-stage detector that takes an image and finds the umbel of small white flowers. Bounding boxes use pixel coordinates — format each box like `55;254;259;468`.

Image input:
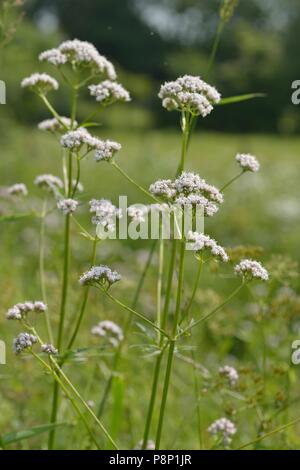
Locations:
6;301;47;320
57;198;78;215
41;343;58;355
208;417;237;447
88;80;131;106
79;265;121;289
7;183;28;197
13;332;38;355
149;172;224;217
34;174;63;193
21;73;59;94
158;75;221;117
60;128;122;162
219;365;239;387
187;231;229;263
235;259;269;282
89;199;122;231
39;39;117;80
38;117;77;133
236;153;260;173
91;320;124;348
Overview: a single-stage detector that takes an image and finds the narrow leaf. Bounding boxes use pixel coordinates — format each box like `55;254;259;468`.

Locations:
1;422;69;446
218;93;266;106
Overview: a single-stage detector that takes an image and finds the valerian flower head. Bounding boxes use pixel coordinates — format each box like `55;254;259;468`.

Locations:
127;205;149;223
94;140;122;162
89;80;131;105
159;75;221;117
6;301;47;320
235;259;269;281
89;198;122;231
13;332;38;355
79;265;121;288
220;0;239;23
39;48;68;66
21;73;59;94
149;179;176;200
208;418;237;446
187;231;229;262
236;153;260;173
41;343;58;355
38;117;77;133
174;172;224;204
34;174;63;193
57;198;78;215
7;183;28;196
60;128;91;150
175;194;218;217
219;365;239;387
57;39;116;79
91;320;124;348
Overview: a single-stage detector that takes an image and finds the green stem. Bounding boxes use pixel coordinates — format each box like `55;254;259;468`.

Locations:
39;94;69;131
102;288;170;339
177;112;190;176
111;161;159;202
39;198;53;344
155;240;186;449
220;171;244;192
182;257;203;322
66;237;98;352
207;21;225;78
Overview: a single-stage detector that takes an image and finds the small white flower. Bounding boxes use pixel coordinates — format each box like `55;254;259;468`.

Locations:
7;183;28;196
91;320;124;348
208;418;236;446
89;80;130;105
236;153;260;173
6;301;47;320
41;343;58;355
149;179;176;199
187;231;229;262
159;75;221;117
174;172;224;204
38;117;76;132
219;365;239;387
13;332;38;355
39;48;68;66
58;39;116;79
127;205;149;223
94;140;122;161
57;198;78;215
73;180;84;193
21;73;59;93
79;265;121;287
175;194;219;217
90;198;122;231
235;259;269;281
60;128;91;150
34;174;63;193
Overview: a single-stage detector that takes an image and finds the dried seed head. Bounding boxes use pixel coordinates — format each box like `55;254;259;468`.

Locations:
220;0;239;23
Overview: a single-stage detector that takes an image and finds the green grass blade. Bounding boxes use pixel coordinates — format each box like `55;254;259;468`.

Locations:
218;93;266;106
1;422;69;446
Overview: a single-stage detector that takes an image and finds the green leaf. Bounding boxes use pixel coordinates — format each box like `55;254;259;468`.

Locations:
107;376;124;449
1;422;69;446
81;122;102;128
0;213;35;223
218;93;266;106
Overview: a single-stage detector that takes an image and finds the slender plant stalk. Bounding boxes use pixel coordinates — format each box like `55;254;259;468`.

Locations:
182;257;203;322
111;161;159;202
39;197;53;343
220;170;244;192
207;21;225;77
192;348;203;449
66;236;98;352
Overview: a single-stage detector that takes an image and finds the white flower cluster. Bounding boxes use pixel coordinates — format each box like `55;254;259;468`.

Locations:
7;183;28;197
60;128;92;150
41;343;58;355
135;440;155;450
13;332;38;354
208;418;237;446
219;365;239;386
57;198;78;215
6;301;47;320
187;231;229;262
89;198;122;231
94;140;122;162
89;80;130;105
149;172;223;217
21;73;59;93
236;153;260;173
235;259;269;281
127;205;149;223
40;39;116;79
91;320;124;348
79;265;121;288
159;75;221;117
38;117;77;133
34;174;63;193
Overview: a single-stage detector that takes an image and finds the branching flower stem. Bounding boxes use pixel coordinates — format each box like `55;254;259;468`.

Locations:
111;161;159;202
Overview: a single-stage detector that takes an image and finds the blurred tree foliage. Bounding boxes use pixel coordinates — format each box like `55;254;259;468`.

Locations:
3;0;300;133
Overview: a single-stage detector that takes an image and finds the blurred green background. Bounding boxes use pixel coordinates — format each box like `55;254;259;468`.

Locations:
0;0;300;450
